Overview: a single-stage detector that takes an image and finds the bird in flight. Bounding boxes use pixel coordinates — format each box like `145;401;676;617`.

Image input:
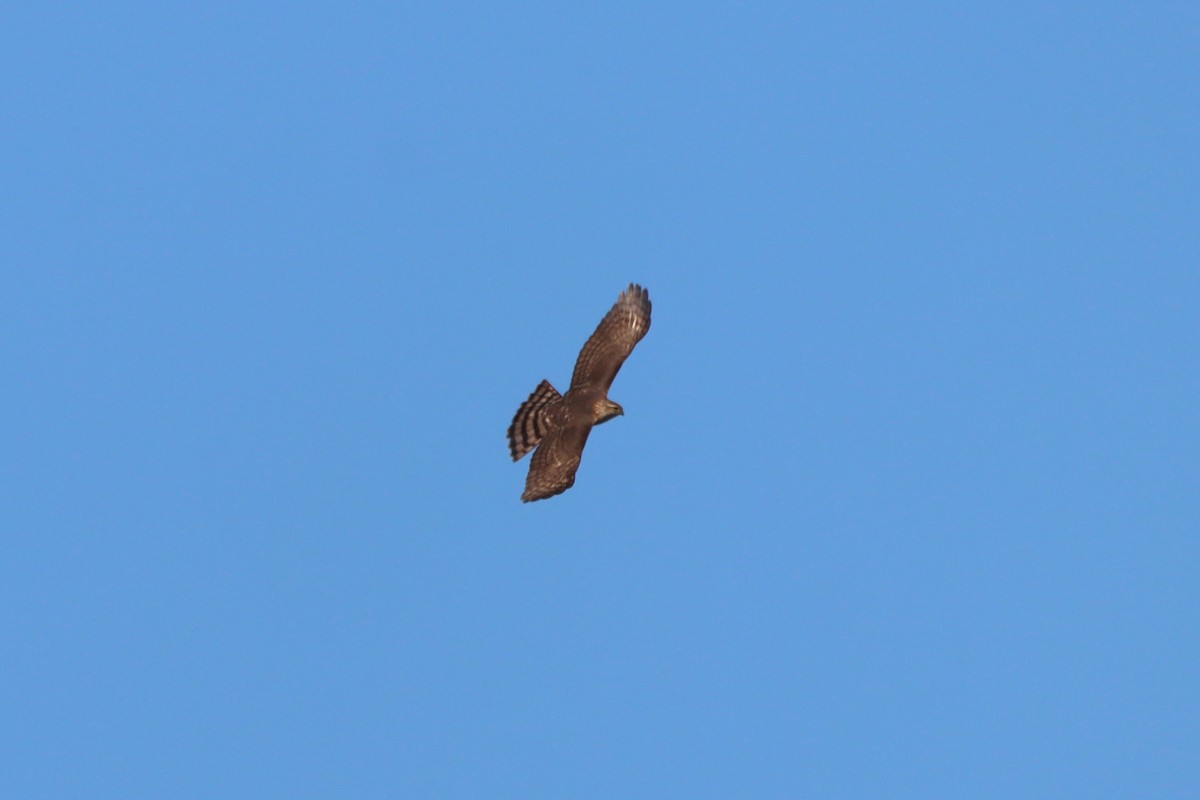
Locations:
508;283;652;502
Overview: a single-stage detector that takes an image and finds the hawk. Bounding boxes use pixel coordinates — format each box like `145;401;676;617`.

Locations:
508;283;652;502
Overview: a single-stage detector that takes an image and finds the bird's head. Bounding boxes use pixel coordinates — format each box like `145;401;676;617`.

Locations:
594;398;624;425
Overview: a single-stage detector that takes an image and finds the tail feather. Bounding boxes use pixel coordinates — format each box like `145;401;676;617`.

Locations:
507;380;561;461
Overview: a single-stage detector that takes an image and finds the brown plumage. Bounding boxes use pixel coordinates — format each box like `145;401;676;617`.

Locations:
507;284;652;502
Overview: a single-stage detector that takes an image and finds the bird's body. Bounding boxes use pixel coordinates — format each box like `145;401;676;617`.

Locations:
508;284;652;502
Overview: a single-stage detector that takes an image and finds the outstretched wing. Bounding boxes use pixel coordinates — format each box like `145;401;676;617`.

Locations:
521;422;592;502
569;283;652;392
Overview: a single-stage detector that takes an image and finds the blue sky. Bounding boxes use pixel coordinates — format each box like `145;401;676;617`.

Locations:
3;2;1197;797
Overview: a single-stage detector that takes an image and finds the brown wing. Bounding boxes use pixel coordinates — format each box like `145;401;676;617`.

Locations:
521;421;592;502
569;283;652;392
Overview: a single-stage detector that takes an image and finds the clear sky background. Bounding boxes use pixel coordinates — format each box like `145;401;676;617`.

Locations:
3;2;1197;797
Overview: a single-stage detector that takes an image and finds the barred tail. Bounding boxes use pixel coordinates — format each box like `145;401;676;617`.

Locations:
507;380;561;461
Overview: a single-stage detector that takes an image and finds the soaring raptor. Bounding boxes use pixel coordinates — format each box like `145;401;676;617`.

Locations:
508;284;652;502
